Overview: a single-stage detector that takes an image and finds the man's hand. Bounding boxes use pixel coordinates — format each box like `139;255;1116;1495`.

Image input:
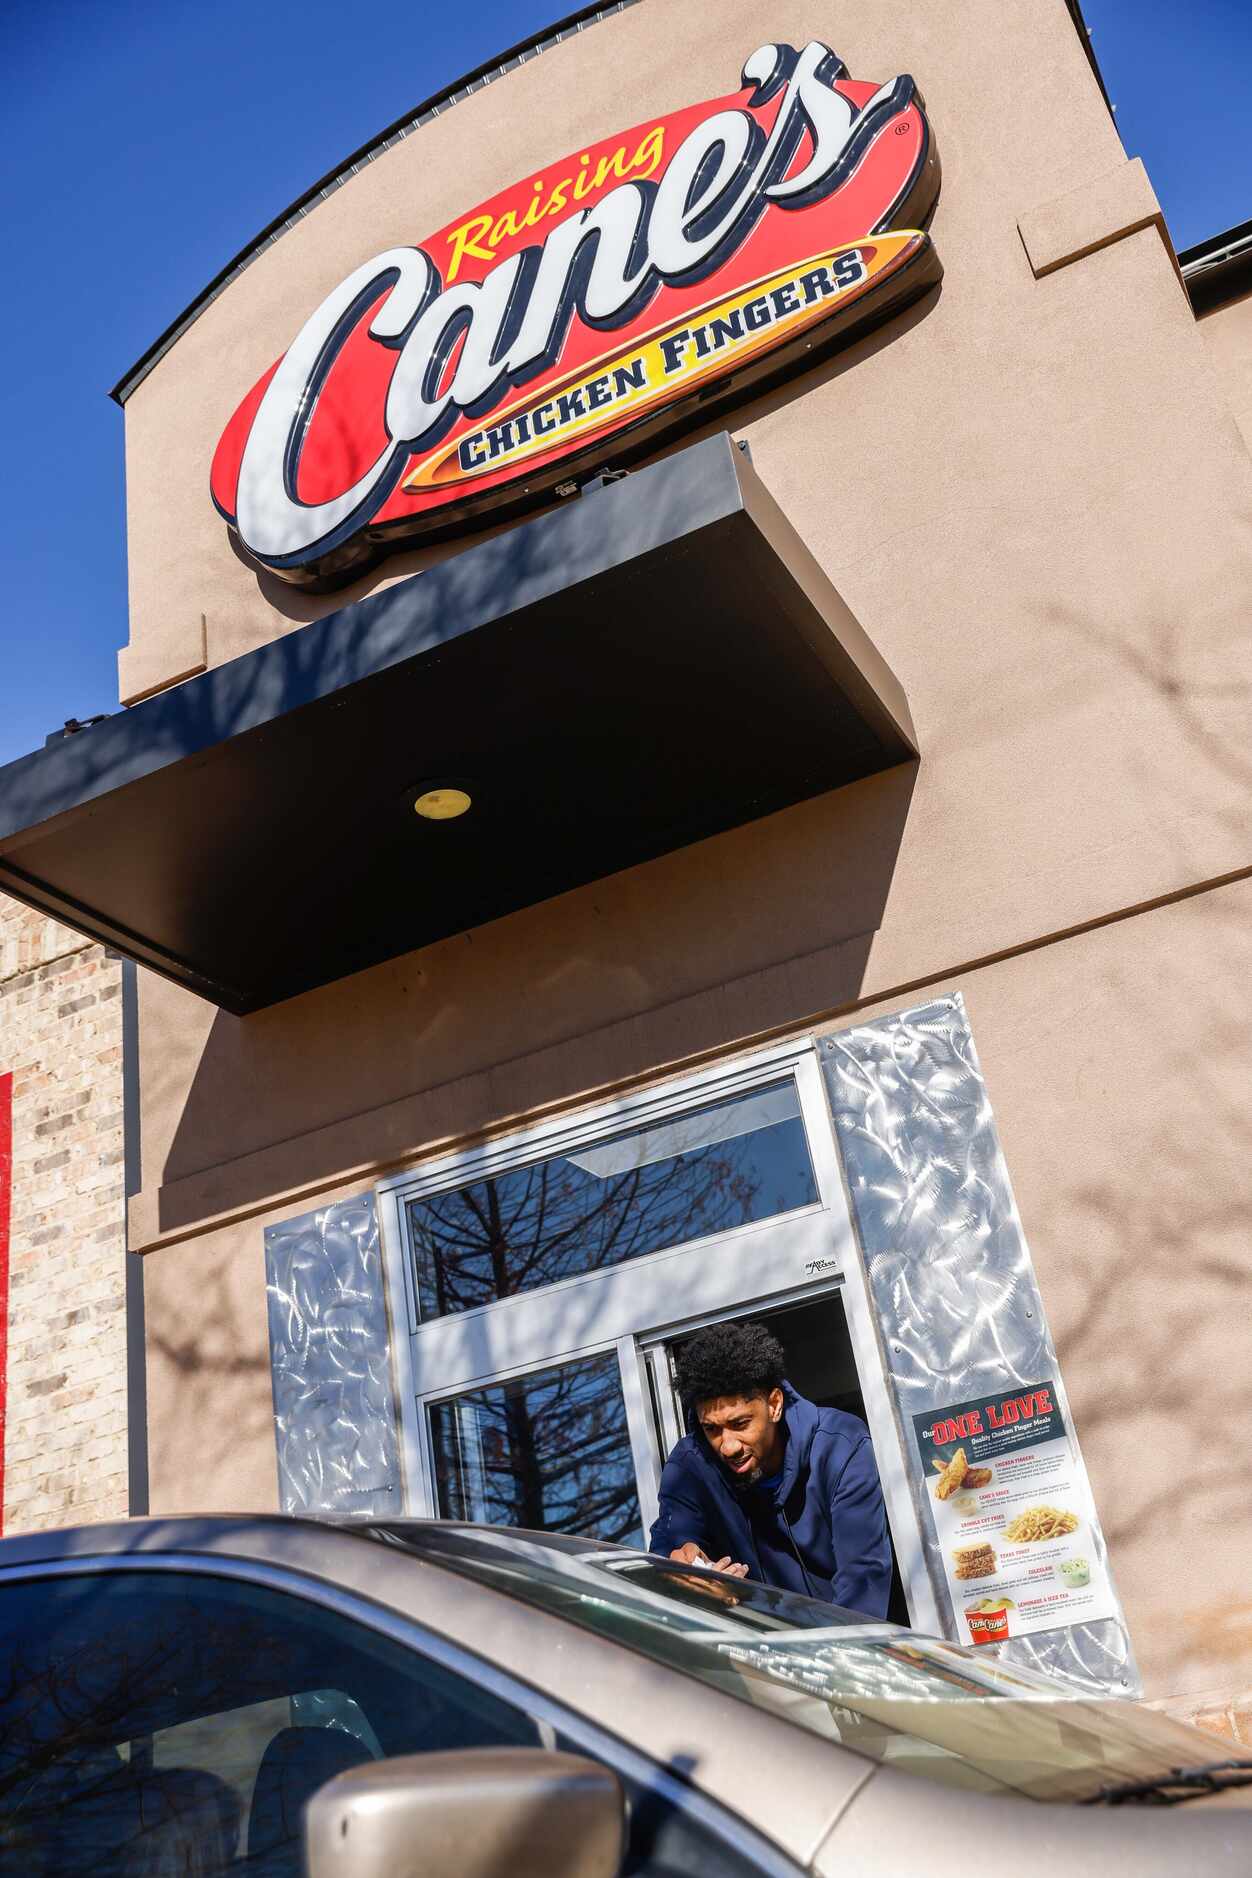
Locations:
669;1543;749;1579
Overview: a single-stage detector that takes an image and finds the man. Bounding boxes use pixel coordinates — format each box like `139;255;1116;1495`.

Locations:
647;1320;893;1617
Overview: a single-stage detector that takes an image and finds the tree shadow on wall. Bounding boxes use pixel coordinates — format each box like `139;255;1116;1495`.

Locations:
143;1262;273;1505
1014;582;1252;1691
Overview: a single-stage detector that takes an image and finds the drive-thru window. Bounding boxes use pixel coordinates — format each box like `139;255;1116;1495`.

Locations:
378;1043;934;1629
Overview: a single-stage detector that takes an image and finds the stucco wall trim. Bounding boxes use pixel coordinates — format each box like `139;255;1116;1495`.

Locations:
1018;157;1183;291
119;615;208;711
126;862;1252;1258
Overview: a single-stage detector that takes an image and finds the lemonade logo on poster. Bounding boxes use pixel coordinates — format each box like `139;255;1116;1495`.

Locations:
211;38;940;584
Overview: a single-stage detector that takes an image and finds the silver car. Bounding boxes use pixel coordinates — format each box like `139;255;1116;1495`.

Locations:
0;1515;1248;1877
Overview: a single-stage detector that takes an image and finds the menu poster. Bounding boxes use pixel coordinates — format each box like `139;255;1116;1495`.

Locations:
913;1380;1117;1648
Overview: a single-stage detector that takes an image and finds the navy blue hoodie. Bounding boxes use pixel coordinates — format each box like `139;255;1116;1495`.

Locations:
648;1383;892;1618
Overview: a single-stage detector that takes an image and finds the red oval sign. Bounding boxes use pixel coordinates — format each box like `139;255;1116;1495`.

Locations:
211;40;940;585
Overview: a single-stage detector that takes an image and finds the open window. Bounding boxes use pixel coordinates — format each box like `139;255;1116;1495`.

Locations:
378;1040;940;1631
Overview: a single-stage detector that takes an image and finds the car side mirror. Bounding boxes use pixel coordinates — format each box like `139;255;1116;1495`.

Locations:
304;1745;627;1878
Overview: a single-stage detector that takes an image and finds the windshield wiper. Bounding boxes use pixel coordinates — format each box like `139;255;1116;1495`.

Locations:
1084;1759;1252;1806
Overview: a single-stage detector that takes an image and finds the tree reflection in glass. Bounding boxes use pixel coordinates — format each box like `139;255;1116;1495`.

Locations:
409;1082;816;1323
431;1352;643;1546
0;1572;536;1875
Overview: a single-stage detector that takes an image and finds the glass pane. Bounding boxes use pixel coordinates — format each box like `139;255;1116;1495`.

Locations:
408;1080;817;1322
430;1351;643;1546
0;1570;537;1877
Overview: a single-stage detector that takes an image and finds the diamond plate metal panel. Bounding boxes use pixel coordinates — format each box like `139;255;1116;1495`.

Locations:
819;994;1139;1697
264;1193;404;1516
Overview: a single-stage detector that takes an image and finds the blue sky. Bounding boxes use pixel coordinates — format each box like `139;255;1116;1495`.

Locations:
0;0;1249;768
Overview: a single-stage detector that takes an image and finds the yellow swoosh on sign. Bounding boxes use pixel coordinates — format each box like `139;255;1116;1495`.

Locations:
402;231;925;492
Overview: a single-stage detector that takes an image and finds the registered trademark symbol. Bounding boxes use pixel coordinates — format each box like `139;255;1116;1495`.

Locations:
894;123;910;135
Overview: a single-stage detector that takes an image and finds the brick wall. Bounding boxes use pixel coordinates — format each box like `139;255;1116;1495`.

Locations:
0;895;128;1531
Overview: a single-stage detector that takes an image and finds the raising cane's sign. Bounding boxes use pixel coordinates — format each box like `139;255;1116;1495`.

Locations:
212;39;940;585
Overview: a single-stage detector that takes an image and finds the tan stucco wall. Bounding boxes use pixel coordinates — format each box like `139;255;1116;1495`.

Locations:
1196;285;1252;456
141;1169;372;1518
120;0;1252;1706
922;880;1252;1705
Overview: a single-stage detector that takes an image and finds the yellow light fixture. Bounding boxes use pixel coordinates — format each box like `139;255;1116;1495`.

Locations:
413;785;473;821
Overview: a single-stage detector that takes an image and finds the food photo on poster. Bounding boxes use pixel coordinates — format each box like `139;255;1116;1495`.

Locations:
913;1382;1117;1648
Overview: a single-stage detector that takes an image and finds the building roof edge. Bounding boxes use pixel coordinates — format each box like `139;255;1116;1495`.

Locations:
1179;216;1252;315
1063;0;1115;120
108;0;639;407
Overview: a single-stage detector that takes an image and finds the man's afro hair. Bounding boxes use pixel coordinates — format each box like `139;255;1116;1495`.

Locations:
675;1320;787;1415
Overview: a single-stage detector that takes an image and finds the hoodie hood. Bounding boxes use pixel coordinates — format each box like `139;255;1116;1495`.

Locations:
776;1381;820;1501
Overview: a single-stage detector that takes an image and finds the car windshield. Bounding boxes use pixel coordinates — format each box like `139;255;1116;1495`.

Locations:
358;1521;1220;1804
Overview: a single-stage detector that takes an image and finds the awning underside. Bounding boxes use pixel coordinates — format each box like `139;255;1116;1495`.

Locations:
0;436;915;1013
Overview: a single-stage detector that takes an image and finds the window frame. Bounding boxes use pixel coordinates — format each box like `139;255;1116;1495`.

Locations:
375;1038;940;1633
382;1041;828;1336
426;1341;651;1546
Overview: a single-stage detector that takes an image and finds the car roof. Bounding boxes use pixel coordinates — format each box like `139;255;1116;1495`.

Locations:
0;1511;639;1574
0;1510;373;1567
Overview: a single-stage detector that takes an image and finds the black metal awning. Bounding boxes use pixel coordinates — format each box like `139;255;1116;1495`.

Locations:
0;435;915;1014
